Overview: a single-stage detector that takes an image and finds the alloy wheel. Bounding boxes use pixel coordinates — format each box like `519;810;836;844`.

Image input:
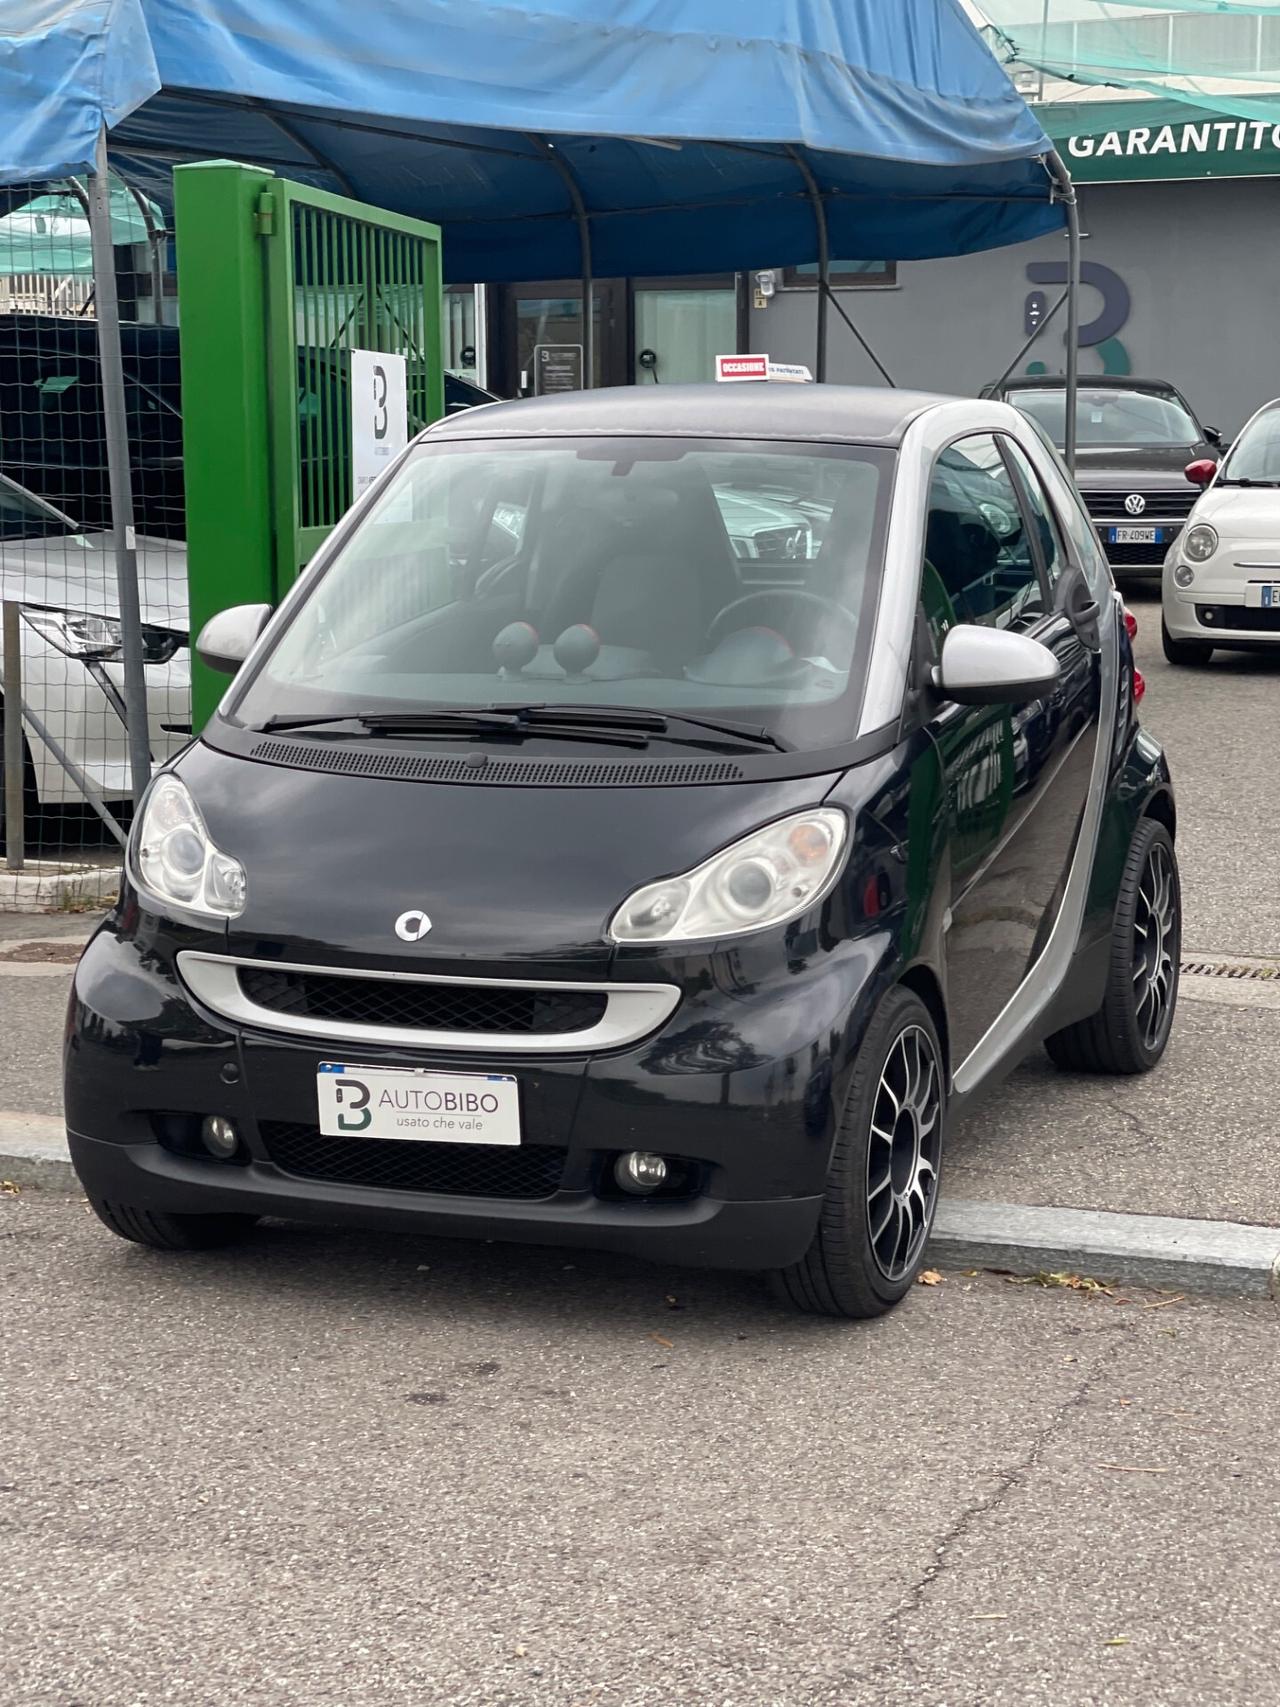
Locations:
1132;840;1178;1051
866;1024;942;1282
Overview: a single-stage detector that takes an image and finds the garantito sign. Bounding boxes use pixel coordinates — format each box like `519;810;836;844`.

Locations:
1042;101;1280;184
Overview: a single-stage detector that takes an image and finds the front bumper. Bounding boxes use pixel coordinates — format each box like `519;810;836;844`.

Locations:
63;921;889;1271
1163;574;1280;647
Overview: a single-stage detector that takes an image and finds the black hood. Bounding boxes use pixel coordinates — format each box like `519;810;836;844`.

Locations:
1069;443;1216;490
177;740;844;975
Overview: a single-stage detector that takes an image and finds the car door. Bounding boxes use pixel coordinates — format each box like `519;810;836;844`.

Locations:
921;432;1102;1065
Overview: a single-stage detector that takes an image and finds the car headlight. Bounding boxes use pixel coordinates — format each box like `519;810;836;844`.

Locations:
1173;563;1195;588
131;776;247;918
1182;524;1218;563
24;608;122;659
607;808;848;944
22;608;187;664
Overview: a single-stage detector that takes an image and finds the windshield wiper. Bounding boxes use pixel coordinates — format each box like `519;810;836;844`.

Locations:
1217;476;1280;488
255;708;651;749
256;704;788;753
502;703;790;752
259;710;518;734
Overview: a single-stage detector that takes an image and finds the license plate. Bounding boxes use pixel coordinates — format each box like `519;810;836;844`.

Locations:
1106;526;1163;544
317;1062;520;1145
1246;583;1280;609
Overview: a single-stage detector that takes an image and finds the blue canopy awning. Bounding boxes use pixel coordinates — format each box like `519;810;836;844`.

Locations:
1;0;1066;281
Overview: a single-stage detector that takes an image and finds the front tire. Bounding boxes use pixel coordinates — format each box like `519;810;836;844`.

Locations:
1162;620;1212;666
1046;817;1180;1075
770;987;945;1319
87;1194;257;1251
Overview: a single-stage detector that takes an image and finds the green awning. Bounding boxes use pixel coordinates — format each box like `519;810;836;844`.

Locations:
0;178;162;276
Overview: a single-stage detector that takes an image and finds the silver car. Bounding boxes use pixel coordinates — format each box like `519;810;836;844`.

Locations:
0;474;189;816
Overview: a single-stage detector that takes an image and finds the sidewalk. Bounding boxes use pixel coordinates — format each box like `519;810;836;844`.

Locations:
4;912;1278;1299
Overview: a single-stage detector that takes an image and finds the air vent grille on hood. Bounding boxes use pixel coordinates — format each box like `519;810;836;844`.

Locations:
247;739;745;788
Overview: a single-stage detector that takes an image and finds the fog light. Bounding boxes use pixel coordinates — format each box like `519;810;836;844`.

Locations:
1174;563;1195;588
201;1115;240;1159
614;1150;668;1194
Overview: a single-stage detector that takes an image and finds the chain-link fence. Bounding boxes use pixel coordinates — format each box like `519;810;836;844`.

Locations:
0;171;188;909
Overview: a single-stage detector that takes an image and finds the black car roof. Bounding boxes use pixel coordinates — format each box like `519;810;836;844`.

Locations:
1001;376;1186;397
426;382;953;446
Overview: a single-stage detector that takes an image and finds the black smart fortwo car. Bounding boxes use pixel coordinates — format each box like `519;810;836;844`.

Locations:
65;385;1180;1317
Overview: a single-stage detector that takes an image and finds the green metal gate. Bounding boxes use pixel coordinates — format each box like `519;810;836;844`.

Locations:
175;164;444;727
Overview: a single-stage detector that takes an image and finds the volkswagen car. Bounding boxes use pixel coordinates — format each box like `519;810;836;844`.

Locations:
1163;396;1280;663
994;376;1221;580
65;385;1179;1318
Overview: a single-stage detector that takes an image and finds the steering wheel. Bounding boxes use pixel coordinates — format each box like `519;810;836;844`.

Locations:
705;590;858;660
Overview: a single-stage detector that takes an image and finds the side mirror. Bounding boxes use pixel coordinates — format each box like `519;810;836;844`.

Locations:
1204;425;1222;447
1185;457;1217;488
932;624;1061;707
196;603;273;675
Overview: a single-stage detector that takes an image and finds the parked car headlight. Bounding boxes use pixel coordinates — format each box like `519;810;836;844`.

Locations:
132;776;246;918
608;808;848;943
22;608;187;664
1182;524;1218;563
1173;563;1196;588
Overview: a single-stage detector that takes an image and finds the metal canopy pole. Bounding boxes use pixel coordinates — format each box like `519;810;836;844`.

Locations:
788;148;829;381
86;125;152;804
1048;150;1080;477
529;137;594;388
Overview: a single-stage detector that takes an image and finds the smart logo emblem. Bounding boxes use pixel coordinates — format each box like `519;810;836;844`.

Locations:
395;909;433;942
1124;494;1147;517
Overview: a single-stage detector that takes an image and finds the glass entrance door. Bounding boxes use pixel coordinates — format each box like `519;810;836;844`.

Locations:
502;280;627;396
632;284;737;385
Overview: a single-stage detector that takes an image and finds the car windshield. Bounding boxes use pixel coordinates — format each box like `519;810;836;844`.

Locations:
0;478;78;542
1220;405;1280;483
1014;388;1201;449
229;435;893;753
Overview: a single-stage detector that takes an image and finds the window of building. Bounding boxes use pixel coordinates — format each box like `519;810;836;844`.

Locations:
781;260;897;289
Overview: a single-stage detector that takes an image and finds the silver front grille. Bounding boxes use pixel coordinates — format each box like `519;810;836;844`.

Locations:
177;953;680;1054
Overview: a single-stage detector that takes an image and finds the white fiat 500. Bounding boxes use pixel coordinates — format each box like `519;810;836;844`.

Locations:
1163;399;1280;664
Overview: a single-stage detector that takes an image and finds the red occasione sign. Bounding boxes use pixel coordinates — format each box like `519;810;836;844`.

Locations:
715;353;770;382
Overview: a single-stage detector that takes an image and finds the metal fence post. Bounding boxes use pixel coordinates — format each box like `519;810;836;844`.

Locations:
3;602;24;872
86;125;152;805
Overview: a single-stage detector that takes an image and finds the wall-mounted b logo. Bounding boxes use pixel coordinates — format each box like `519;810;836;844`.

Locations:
1024;261;1132;377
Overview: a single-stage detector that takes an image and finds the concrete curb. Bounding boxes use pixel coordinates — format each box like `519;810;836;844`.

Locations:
931;1200;1280;1301
0;1112;76;1191
3;1114;1279;1300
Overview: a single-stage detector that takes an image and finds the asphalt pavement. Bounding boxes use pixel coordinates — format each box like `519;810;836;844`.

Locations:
4;1190;1279;1707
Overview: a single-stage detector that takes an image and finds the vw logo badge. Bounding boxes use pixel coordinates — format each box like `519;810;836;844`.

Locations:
395;909;433;942
1124;493;1146;516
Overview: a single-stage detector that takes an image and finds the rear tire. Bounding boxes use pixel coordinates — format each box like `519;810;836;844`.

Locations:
770;986;945;1319
1161;620;1212;666
1046;817;1180;1075
87;1194;257;1251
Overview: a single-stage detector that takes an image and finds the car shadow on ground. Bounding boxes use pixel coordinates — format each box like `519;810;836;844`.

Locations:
99;1211;903;1346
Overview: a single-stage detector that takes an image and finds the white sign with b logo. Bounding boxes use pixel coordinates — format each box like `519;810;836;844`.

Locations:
350;347;409;496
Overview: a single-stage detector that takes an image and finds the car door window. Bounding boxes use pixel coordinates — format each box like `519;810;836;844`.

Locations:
922;435;1048;647
1002;437;1068;590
